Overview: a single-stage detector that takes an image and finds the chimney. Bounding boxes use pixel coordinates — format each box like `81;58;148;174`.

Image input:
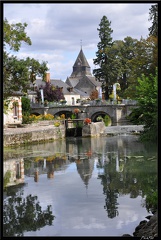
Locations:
46;72;50;82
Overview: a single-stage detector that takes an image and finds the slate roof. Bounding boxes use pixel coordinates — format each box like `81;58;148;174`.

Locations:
73;48;90;68
70;48;92;77
50;79;79;95
66;77;80;88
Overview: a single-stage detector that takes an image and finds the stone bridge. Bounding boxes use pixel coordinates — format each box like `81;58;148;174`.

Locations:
31;103;138;125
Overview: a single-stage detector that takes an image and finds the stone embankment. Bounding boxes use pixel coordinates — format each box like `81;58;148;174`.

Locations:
104;125;144;136
3;124;65;147
122;211;158;237
3;124;144;147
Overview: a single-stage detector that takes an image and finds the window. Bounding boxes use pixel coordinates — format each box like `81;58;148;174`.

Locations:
13;105;18;119
72;97;75;105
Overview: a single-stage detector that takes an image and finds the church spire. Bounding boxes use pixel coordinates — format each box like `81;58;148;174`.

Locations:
70;46;92;77
80;39;82;50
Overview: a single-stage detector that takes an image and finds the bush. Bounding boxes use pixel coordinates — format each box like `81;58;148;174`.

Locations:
54;121;60;127
103;115;111;126
22;96;31;115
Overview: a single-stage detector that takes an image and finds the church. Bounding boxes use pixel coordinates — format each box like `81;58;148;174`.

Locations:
32;47;103;105
65;47;102;99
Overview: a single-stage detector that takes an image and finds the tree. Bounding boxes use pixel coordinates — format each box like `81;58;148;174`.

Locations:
148;4;158;37
21;96;31;115
36;82;65;102
93;16;114;99
3;18;49;100
3;18;32;51
122;35;158;99
90;89;98;100
127;68;157;142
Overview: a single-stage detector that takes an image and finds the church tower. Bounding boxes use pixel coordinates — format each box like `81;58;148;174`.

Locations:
70;48;92;77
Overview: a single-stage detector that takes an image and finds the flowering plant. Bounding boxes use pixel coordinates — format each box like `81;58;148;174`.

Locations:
73;108;80;114
84;118;91;124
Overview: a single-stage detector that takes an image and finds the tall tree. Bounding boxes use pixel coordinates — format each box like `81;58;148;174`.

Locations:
3;19;49;100
93;16;114;99
148;4;158;37
123;35;158;99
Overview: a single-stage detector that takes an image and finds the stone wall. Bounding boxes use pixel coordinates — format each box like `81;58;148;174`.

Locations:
3;125;65;147
82;122;105;137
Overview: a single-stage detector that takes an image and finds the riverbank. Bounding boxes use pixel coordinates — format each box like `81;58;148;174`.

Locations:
3;124;144;147
122;210;158;237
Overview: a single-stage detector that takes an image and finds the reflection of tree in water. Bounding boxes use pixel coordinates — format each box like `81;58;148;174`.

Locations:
3;191;55;237
98;173;119;219
97;146;157;217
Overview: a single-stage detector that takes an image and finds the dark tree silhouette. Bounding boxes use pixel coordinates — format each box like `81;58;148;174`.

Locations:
36;82;65;102
3;193;55;237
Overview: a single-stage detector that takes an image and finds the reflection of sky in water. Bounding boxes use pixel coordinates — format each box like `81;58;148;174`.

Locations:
4;135;156;236
23;166;149;236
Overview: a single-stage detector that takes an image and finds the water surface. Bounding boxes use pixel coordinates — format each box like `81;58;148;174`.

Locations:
3;135;157;237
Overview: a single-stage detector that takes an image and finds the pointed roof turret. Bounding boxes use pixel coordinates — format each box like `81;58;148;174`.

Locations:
73;48;90;68
70;48;92;77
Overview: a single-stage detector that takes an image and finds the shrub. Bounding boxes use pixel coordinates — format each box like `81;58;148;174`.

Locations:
54;121;60;127
103;115;111;126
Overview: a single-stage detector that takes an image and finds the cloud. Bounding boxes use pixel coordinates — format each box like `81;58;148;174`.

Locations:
3;3;154;80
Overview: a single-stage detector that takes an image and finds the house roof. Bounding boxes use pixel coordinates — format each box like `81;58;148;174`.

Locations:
66;77;80;88
50;79;79;95
35;78;80;96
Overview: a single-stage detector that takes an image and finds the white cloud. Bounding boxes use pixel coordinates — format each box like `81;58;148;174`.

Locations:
3;3;154;80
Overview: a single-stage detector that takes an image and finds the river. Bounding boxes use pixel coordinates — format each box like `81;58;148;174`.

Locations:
3;135;157;237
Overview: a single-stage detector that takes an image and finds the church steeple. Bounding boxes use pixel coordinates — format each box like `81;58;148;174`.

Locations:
70;48;92;77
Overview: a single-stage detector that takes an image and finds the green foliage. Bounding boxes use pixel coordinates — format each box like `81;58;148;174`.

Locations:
103;115;111;126
22;97;31;115
145;190;158;212
96;116;103;121
3;18;32;51
128;69;158;142
71;113;76;120
22;97;31;124
54;122;60;127
3;99;10;114
148;4;158;37
93;6;158;100
93;16;114;99
3;18;49;99
3;170;11;190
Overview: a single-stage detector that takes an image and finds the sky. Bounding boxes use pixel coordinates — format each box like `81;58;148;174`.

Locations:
3;2;154;81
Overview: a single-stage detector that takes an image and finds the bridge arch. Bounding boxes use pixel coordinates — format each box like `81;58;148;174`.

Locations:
52;110;73;119
91;111;112;125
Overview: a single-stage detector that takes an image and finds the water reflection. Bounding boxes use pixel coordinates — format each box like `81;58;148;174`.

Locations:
3;135;157;236
3;188;55;237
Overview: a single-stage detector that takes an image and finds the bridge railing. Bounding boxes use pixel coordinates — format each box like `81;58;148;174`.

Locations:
30;99;138;108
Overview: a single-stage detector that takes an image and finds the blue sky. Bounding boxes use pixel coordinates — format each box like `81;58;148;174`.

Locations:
3;3;154;81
